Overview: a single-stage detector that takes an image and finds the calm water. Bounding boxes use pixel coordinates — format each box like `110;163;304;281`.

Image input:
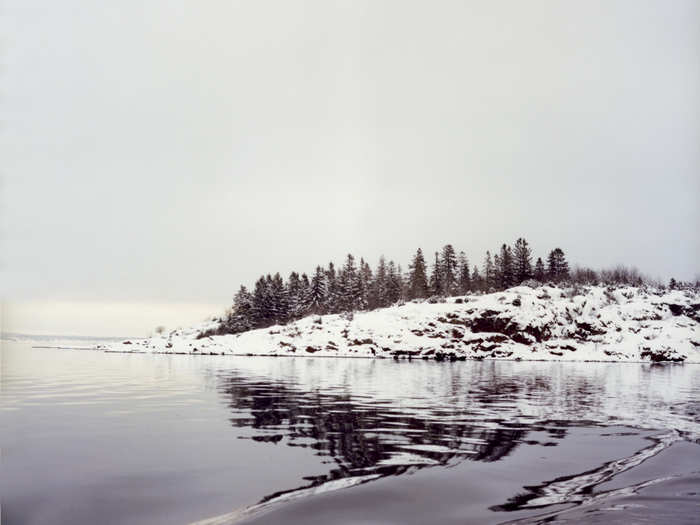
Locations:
2;341;699;524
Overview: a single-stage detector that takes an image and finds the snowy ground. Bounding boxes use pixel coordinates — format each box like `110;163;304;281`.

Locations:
99;285;700;363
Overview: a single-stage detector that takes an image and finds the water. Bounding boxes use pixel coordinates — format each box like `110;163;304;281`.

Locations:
2;341;699;524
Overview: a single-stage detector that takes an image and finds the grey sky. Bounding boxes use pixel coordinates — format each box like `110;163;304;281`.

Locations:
2;1;699;336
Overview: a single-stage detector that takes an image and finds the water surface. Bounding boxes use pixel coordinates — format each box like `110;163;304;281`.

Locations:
2;340;699;524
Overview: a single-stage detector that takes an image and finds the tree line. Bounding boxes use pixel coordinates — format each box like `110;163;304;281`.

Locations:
205;238;696;337
213;238;582;335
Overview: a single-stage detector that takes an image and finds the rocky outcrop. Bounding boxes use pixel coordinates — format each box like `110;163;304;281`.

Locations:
100;286;700;363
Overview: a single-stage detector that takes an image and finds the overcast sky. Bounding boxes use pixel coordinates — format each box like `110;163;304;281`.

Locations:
2;1;698;336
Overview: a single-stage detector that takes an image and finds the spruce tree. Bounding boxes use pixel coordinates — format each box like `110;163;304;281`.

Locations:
483;251;495;290
309;265;327;314
513;238;533;284
325;262;338;313
227;285;253;333
457;251;470;294
374;256;389;308
341;254;359;311
298;273;311;316
252;276;271;327
471;266;482;291
286;271;302;320
440;244;458;295
498;244;514;289
386;261;402;304
493;253;502;289
407;248;429;299
359;258;373;310
270;273;288;323
546;248;569;282
534;257;545;282
429;251;443;296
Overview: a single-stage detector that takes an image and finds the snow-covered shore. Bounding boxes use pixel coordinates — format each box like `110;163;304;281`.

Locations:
99;285;700;363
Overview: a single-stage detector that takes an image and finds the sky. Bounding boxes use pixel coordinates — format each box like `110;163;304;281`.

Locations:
2;0;698;337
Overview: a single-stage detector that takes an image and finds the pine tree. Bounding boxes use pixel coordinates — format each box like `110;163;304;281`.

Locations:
386;261;402;304
457;251;470;294
286;271;303;320
483;251;494;291
471;266;482;291
440;244;458;295
546;248;569;282
308;266;327;314
325;262;338;313
493;253;502;288
358;258;373;310
252;276;271;327
407;248;429;300
227;285;253;333
397;264;408;300
498;244;514;289
534;257;545;282
341;254;359;311
429;251;443;296
297;273;311;316
269;272;288;323
373;256;389;308
513;238;533;284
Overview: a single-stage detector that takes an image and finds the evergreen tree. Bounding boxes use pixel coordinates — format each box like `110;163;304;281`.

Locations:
483;251;494;290
308;266;327;314
457;251;471;294
471;266;482;291
407;248;429;299
359;258;373;310
397;264;408;300
429;251;443;295
269;272;288;323
498;244;514;289
286;271;303;319
546;248;569;282
513;238;533;284
340;254;359;311
324;262;338;313
440;244;458;295
252;276;271;327
493;253;502;287
386;261;402;304
297;273;311;316
373;256;389;308
534;257;545;282
227;285;253;333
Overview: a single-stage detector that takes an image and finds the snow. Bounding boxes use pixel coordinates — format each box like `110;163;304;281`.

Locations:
98;285;700;363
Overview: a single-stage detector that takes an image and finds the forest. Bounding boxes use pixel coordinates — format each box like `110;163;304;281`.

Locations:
209;238;691;336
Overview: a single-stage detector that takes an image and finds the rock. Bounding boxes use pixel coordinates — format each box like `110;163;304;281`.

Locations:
640;348;684;362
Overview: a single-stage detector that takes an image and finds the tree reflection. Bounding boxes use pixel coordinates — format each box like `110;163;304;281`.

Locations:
215;368;575;506
208;360;699;522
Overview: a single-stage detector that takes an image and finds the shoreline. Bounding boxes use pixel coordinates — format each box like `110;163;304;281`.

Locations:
94;284;699;364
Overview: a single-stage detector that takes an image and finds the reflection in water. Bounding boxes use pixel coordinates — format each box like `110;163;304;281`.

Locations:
210;360;700;522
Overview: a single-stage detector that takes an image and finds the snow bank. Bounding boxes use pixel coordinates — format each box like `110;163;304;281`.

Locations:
99;286;700;363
